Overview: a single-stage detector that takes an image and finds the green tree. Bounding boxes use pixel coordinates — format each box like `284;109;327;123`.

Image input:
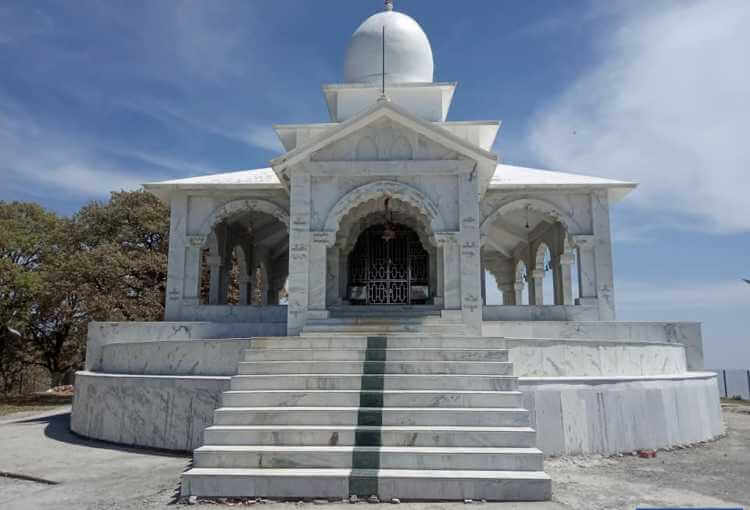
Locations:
72;190;170;322
0;192;171;389
0;202;69;390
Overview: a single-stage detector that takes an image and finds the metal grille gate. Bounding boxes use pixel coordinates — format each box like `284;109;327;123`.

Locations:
348;224;429;305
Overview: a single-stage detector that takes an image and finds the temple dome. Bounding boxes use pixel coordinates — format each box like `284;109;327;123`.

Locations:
344;7;434;85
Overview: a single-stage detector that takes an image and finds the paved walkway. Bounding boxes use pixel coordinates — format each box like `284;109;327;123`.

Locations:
1;406;748;510
0;407;189;510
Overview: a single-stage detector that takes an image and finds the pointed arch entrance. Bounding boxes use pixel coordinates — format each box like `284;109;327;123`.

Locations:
348;223;430;304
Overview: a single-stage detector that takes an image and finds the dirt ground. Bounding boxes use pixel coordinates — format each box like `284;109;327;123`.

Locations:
0;404;748;510
0;394;73;417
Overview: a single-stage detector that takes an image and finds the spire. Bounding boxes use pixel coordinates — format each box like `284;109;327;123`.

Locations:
385;0;394;11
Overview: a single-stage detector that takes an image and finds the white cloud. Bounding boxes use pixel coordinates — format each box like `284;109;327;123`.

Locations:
527;0;750;233
245;125;283;153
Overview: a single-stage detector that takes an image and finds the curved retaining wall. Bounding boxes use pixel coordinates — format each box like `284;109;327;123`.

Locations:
72;320;719;455
72;370;721;455
72;372;229;452
97;337;687;378
520;372;722;456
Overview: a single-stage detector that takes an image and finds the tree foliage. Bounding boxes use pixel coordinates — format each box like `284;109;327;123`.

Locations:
0;191;170;391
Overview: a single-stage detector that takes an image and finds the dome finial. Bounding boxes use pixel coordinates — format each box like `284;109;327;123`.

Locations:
385;0;394;11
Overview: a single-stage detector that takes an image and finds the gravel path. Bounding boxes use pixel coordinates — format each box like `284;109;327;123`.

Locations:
0;405;748;510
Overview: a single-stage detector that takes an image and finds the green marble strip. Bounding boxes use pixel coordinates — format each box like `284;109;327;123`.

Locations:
349;336;387;497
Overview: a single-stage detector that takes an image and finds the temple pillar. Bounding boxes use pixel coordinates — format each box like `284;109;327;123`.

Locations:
339;250;348;304
574;235;597;307
558;252;575;306
287;174;310;335
592;190;616;320
182;240;203;308
500;284;515;305
514;282;524;305
439;237;461;309
308;232;334;317
326;247;340;306
434;246;444;305
531;269;544;305
458;172;482;333
164;195;188;320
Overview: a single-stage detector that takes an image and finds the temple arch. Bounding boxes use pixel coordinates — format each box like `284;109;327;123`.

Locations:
481;197;582;236
199;199;289;238
196;200;289;306
323;180;447;239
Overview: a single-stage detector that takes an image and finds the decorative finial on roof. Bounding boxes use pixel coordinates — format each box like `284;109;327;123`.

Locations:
385;0;394;11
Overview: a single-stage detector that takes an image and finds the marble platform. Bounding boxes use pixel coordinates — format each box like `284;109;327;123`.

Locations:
73;320;721;458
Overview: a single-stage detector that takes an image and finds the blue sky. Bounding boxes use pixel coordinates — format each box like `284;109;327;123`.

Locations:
1;0;748;367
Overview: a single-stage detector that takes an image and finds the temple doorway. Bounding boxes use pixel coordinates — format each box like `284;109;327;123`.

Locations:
347;223;430;305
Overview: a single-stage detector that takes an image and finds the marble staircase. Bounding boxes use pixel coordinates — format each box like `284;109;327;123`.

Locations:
181;334;551;501
302;307;468;336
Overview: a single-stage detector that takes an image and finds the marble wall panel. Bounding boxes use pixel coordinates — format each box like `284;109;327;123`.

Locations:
100;339;254;376
86;321;286;371
521;373;722;456
179;306;288;324
482;320;704;370
482;305;599;321
72;372;229;451
506;339;687;377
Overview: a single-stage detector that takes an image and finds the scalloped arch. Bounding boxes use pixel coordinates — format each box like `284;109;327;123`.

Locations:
199;199;290;237
323;181;447;235
481;198;583;234
338;201;437;254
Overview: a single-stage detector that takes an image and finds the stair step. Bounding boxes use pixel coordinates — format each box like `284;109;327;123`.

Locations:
230;374;517;391
244;348;509;362
221;390;523;408
212;407;530;427
193;445;544;471
181;468;552;501
203;425;538;448
301;326;469;337
236;361;513;376
250;337;509;350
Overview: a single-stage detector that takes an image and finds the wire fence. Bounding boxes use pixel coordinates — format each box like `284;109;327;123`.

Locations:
711;369;750;400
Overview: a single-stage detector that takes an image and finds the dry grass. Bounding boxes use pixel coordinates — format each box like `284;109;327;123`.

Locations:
721;397;750;406
0;393;73;416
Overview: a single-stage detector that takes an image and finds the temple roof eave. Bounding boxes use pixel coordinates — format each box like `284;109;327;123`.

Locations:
489;163;638;202
142;168;283;202
141;163;637;204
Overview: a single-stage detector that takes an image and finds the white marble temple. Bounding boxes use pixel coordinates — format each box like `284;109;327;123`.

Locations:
70;2;722;502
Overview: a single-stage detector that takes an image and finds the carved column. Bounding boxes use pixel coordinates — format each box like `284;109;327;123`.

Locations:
591;190;616;320
558;252;575;306
434;246;444;306
308;232;334;317
458;172;482;334
514;281;524;305
286;173;311;335
436;234;461;310
164;195;188;321
500;284;515;305
573;235;597;306
326;246;340;307
531;269;545;305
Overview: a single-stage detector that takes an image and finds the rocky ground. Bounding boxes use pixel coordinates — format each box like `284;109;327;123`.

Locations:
0;404;748;510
